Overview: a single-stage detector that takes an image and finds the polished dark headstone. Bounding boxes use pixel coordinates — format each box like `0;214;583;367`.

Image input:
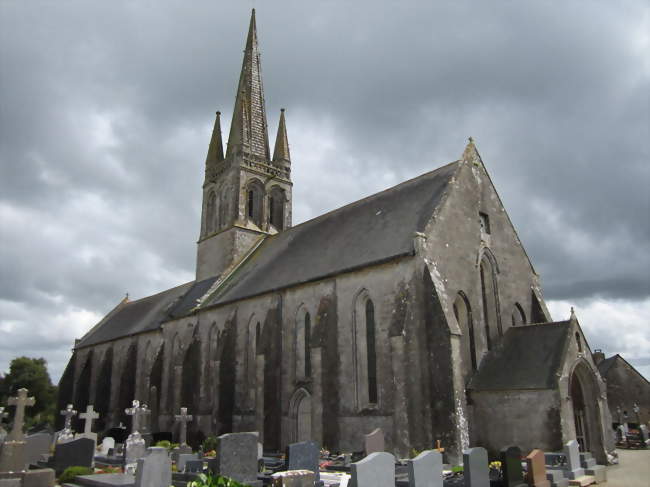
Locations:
500;446;526;487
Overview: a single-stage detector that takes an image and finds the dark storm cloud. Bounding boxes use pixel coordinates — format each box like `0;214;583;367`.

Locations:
1;1;648;379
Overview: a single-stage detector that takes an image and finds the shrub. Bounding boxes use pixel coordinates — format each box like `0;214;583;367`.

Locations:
202;436;218;453
59;466;94;483
155;440;172;449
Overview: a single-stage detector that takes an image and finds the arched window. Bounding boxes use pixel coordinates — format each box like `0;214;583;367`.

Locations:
209;323;219;361
219;190;229;230
366;300;378;404
246;180;264;228
480;253;501;350
295;309;311;380
511;303;526;326
245;317;260;406
575;332;582;353
353;291;378;408
206;190;216;234
453;292;477;372
269;187;286;230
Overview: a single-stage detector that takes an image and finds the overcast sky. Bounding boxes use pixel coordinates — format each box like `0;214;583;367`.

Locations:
1;1;648;384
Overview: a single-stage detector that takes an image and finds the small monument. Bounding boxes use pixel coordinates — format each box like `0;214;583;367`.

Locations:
173;407;193;455
77;404;99;445
124;400;148;473
57;404;77;443
0;388;35;472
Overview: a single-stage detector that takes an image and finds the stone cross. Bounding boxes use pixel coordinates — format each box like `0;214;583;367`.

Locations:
174;407;193;447
139;403;151;434
79;404;99;434
60;404;77;431
7;388;35;441
125;400;149;434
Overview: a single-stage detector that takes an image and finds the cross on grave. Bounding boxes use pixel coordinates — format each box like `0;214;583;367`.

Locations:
60;404;77;434
79;405;99;435
125;400;149;435
0;407;9;434
139;403;151;434
7;388;35;441
174;407;193;447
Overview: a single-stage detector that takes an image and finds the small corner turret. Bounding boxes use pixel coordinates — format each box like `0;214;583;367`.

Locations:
196;9;293;281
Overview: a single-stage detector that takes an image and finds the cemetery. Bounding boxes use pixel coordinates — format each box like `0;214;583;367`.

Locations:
2;386;648;487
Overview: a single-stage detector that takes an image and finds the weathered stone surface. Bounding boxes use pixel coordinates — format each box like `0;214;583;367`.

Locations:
134;447;171;487
407;450;442;487
53;437;94;473
525;449;550;487
99;437;115;456
350;452;394;487
0;441;26;472
271;469;315;487
363;429;384;455
215;432;260;486
74;473;135;486
286;440;320;481
563;440;585;479
25;433;52;467
176;453;198;472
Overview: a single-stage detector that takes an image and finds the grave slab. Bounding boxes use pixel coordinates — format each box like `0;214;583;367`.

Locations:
271;469;316;487
73;473;135;487
135;447;171;487
407;450;442;487
286;440;321;482
215;432;262;486
350;451;395;487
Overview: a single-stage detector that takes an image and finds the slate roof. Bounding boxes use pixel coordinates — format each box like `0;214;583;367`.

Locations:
469;321;570;391
75;282;194;348
203;161;459;307
596;355;618;377
75;161;458;348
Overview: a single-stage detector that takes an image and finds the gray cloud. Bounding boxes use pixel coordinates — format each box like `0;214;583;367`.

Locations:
1;1;648;380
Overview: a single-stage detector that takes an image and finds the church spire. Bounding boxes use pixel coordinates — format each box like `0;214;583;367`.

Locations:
226;9;270;160
205;111;224;165
272;108;291;164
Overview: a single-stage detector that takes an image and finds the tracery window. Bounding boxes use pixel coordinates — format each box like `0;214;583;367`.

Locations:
246;180;264;228
353;291;379;408
480;252;501;350
454;291;477;371
296;309;311;380
269;186;286;230
206;190;217;234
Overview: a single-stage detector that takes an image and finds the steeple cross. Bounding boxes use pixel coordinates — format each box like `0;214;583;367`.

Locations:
79;404;99;435
7;388;35;441
174;407;193;447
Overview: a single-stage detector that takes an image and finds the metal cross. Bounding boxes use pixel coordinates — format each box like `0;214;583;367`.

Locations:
79;404;99;435
174;407;193;447
60;404;78;433
7;388;35;441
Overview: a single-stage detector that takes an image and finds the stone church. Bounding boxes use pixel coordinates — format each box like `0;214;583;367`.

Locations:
59;10;614;464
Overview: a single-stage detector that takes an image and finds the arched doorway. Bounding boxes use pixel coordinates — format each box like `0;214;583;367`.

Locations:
569;362;604;457
289;388;312;443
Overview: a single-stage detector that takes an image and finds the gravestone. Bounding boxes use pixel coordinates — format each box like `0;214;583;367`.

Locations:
286;440;321;484
52;437;94;473
185;459;204;473
57;404;77;443
0;388;35;472
0;408;9;444
271;470;316;487
77;405;99;445
174;407;193;448
135;446;171;487
25;432;52;467
562;440;585;480
525;449;550;487
363;428;384;455
124;401;148;473
177;453;198;472
0;479;20;487
350;451;395;487
106;425;129;444
500;446;525;487
99;437;115;456
215;432;262;486
407;450;442;487
463;448;489;487
640;425;650;446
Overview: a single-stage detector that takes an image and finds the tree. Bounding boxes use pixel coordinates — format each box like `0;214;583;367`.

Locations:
1;357;58;428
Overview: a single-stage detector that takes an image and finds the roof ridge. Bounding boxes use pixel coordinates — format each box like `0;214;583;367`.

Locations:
119;280;195;306
278;160;460;235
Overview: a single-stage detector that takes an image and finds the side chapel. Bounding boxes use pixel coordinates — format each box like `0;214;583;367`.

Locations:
59;10;614;463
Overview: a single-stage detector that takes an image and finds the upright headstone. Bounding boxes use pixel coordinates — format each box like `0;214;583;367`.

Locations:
562;440;585;480
0;408;9;444
350;451;395;487
177;453;198;472
286;440;321;483
57;404;77;443
124;400;147;473
0;388;35;472
106;425;129;444
174;407;193;448
363;428;385;455
525;449;550;487
639;424;650;446
25;432;52;467
407;450;442;487
135;446;171;487
500;446;526;487
463;447;489;487
77;405;99;444
271;470;316;487
185;459;204;473
52;437;94;473
215;432;262;486
99;437;115;456
139;403;152;446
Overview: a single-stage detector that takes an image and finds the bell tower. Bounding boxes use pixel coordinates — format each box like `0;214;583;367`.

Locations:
196;9;293;281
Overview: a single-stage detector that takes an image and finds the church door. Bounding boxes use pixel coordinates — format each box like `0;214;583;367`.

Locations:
570;370;589;451
296;394;312;442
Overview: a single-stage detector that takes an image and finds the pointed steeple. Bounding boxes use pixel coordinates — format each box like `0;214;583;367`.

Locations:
273;109;291;164
226;9;270;160
205;111;224;165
